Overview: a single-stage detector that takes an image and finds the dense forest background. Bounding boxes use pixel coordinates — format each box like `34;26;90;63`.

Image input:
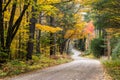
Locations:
0;0;120;79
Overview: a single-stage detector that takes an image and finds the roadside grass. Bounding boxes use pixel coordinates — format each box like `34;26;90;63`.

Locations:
80;49;96;59
0;54;72;78
81;53;96;59
80;51;96;59
81;49;120;80
81;51;120;80
102;59;120;80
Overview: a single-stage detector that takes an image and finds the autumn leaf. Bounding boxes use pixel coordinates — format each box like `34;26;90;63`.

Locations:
36;24;62;33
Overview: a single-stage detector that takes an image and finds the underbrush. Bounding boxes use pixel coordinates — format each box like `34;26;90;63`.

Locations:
80;50;96;59
102;60;120;80
81;53;95;59
90;38;104;58
0;55;72;78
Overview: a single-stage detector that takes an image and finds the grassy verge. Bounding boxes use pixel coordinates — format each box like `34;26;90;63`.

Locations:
82;49;120;80
0;55;72;78
81;53;96;59
102;59;120;80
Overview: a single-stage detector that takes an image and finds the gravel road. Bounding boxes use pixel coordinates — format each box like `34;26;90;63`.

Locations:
8;49;105;80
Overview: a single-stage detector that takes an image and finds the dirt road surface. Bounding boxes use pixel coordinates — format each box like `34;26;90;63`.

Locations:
8;49;105;80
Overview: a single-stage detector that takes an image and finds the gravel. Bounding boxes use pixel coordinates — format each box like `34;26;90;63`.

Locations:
7;49;105;80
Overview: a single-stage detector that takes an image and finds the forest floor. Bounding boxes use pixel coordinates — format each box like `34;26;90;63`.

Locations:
5;49;106;80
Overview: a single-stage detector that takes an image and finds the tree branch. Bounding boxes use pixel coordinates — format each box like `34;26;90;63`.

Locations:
6;0;17;48
11;4;30;41
2;0;11;12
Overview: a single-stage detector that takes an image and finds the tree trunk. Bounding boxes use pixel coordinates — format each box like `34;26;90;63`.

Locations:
0;0;4;49
26;1;37;60
18;0;22;58
5;0;17;53
107;33;111;60
18;31;22;58
49;17;56;56
5;3;29;56
66;39;71;55
35;13;43;54
36;29;41;54
0;0;6;63
26;20;36;60
78;38;86;51
60;38;67;55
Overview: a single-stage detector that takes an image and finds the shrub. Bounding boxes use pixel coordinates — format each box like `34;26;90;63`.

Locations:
1;60;28;76
84;49;91;55
90;38;104;58
112;41;120;59
0;51;8;63
32;55;40;62
103;60;120;80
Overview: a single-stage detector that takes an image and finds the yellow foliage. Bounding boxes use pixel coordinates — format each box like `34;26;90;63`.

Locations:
64;22;86;39
58;13;64;18
37;0;61;4
105;28;120;37
39;5;59;16
105;28;117;33
40;5;58;11
64;30;74;39
36;24;62;33
4;11;10;21
80;0;99;5
75;22;86;28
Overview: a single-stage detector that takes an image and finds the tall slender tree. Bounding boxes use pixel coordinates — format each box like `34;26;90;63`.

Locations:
0;0;4;49
49;17;56;56
26;0;37;60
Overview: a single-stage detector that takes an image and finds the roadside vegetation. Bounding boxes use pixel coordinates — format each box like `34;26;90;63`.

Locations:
102;39;120;80
103;60;120;80
81;37;120;80
0;54;72;77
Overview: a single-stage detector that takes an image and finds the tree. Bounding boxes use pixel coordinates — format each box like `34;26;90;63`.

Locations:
49;17;56;56
0;0;29;61
55;1;82;54
81;0;120;59
26;0;37;60
0;0;4;49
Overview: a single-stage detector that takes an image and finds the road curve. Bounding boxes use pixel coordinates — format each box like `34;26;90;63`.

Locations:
8;49;105;80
